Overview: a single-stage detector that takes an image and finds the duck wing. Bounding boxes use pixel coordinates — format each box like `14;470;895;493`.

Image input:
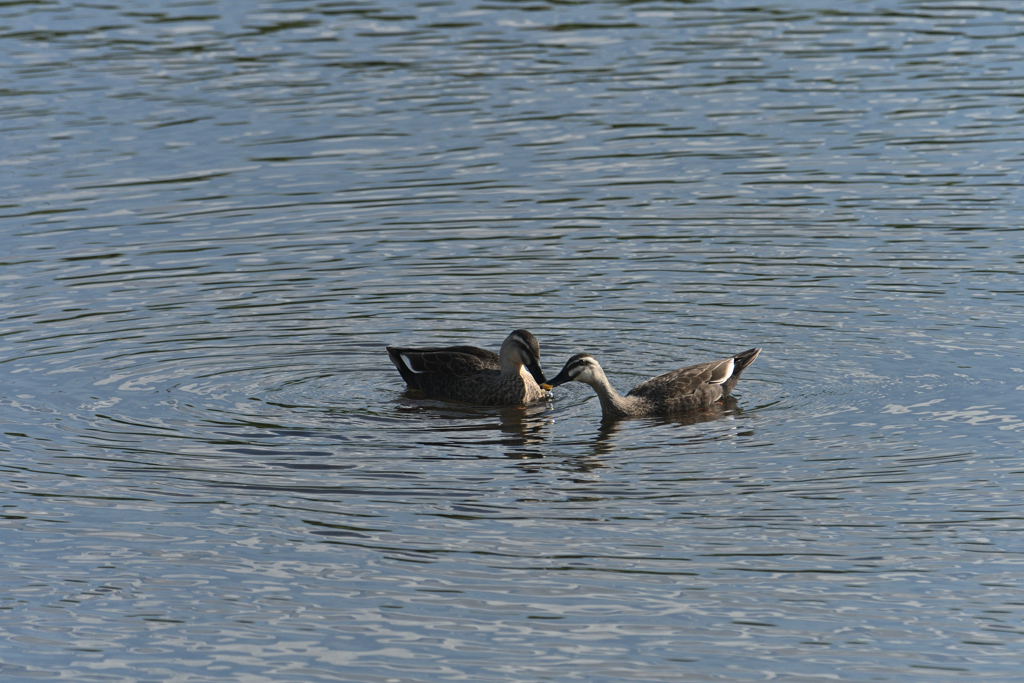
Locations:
626;365;710;400
386;345;499;386
626;348;760;411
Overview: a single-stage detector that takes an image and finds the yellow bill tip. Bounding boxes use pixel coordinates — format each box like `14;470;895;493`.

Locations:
541;383;553;391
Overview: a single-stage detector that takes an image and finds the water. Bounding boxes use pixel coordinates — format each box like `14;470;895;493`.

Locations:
3;1;1023;680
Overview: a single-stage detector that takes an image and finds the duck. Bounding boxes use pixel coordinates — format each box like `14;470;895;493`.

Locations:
386;329;549;406
542;347;760;419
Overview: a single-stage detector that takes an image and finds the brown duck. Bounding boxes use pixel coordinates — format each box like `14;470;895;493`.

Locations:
542;347;760;419
387;329;548;406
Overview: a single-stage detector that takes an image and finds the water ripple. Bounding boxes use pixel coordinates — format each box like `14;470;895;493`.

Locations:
4;0;1024;680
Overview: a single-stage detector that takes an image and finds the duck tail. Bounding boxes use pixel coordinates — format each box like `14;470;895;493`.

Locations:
732;347;761;375
386;346;420;387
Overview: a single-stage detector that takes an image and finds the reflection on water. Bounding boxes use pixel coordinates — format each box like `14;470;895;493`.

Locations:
3;0;1024;680
393;395;556;456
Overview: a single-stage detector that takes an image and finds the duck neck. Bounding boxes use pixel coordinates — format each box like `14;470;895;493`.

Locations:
498;336;524;378
584;368;634;419
499;355;522;378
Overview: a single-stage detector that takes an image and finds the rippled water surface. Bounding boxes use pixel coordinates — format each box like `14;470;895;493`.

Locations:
3;1;1024;681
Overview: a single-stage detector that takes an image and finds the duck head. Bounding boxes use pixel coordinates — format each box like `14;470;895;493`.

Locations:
504;329;547;385
541;353;603;390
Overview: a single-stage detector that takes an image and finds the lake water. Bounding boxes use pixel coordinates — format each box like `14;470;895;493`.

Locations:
3;1;1023;681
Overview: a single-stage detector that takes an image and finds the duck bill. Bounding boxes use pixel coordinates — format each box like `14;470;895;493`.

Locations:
525;360;547;386
540;367;572;391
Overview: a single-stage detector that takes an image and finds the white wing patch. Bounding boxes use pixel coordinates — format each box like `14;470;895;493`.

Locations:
708;358;734;385
401;354;424;374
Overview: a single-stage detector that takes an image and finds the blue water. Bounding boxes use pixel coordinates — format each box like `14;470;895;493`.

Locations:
3;1;1023;681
